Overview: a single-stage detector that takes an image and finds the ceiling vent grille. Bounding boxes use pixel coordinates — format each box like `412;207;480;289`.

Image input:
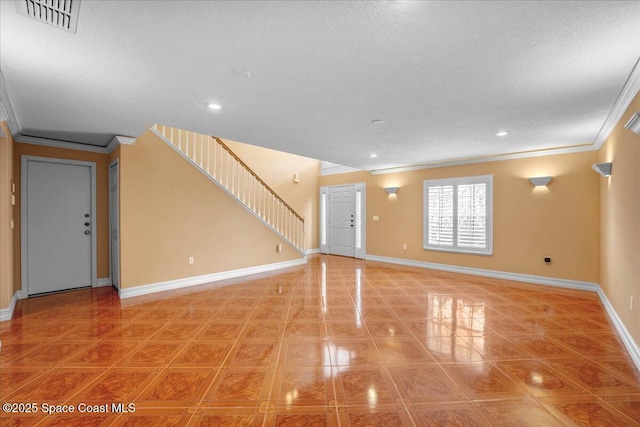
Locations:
14;0;80;33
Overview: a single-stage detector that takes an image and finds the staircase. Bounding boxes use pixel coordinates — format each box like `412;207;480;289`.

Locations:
151;124;305;255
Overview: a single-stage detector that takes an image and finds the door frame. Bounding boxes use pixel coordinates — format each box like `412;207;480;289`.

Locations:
20;155;97;296
108;158;120;290
319;183;366;259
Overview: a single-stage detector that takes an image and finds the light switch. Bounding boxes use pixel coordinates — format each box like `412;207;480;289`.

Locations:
372;216;379;221
10;194;15;206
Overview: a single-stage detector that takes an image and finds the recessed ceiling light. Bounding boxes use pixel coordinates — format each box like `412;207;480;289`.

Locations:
207;103;222;110
496;131;509;137
371;119;384;124
370;153;378;158
232;69;252;79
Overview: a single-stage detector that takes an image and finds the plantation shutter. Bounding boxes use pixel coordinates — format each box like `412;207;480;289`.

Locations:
424;175;492;255
427;185;454;247
457;183;487;249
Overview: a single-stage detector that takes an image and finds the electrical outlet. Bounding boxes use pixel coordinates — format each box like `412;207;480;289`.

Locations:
544;257;551;264
188;256;194;264
276;244;283;253
403;243;407;250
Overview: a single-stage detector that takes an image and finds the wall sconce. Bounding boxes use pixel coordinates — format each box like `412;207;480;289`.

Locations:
624;112;640;135
528;176;552;186
592;162;612;177
384;187;399;194
293;173;300;183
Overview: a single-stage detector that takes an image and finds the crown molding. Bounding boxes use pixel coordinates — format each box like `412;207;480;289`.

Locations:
594;57;640;149
0;72;20;139
369;144;596;175
18;134;136;154
16;134;109;153
0;106;6;137
105;135;136;153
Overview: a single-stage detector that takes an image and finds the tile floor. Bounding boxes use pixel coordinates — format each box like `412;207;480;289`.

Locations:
1;255;639;426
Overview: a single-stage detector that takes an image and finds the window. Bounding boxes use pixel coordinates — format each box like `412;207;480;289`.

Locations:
355;189;362;250
320;191;327;247
423;175;493;255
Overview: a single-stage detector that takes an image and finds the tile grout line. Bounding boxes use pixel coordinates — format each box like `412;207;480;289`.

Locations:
320;260;344;427
184;288;275;426
356;268;418;427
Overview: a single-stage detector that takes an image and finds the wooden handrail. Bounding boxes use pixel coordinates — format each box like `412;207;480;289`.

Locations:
213;137;305;223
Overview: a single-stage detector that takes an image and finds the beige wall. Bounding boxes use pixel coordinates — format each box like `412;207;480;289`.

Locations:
0;122;15;310
320;150;600;283
224;139;320;251
599;92;640;345
119;130;303;289
11;143;111;293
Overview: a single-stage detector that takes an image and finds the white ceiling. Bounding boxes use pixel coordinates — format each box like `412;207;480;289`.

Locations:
1;1;639;171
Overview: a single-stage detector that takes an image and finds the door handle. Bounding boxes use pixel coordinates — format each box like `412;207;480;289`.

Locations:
84;222;90;226
84;230;91;235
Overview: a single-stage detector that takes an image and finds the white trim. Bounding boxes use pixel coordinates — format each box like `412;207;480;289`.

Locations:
119;258;307;299
354;182;366;260
21;156;98;296
95;278;111;288
364;255;598;292
321;183;367;259
0;71;20;139
17;135;109;154
0;290;22;322
594;57;640;149
423;175;493;256
108;159;121;290
596;287;640;372
320;164;363;176
150;127;306;256
363;254;640;372
105;135;136;153
306;248;321;255
370;145;595;175
2;67;137;154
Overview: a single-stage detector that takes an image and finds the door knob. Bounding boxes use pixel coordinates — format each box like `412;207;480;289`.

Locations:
84;222;90;226
84;213;90;218
84;230;91;235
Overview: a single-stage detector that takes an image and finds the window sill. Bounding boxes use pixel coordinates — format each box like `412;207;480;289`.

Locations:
423;246;493;256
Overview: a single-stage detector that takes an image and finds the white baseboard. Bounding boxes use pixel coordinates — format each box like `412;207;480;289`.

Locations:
306;248;320;255
365;255;598;292
94;277;111;287
365;254;639;372
596;287;640;372
0;290;22;322
119;257;307;299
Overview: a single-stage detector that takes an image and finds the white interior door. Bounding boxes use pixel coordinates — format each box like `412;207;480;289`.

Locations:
22;157;95;295
109;161;120;289
329;186;355;257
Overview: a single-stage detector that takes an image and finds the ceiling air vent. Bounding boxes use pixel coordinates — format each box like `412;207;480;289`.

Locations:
14;0;80;34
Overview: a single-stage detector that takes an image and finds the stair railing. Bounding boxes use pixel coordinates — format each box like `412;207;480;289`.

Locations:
151;124;305;255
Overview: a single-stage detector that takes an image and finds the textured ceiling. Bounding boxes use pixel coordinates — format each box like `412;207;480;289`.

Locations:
1;1;639;170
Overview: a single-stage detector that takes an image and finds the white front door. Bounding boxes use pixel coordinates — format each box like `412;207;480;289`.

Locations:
109;161;120;289
329;186;355;257
320;184;366;259
22;157;95;295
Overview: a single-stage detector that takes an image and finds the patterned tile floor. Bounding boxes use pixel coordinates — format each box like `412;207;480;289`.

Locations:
1;255;639;426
